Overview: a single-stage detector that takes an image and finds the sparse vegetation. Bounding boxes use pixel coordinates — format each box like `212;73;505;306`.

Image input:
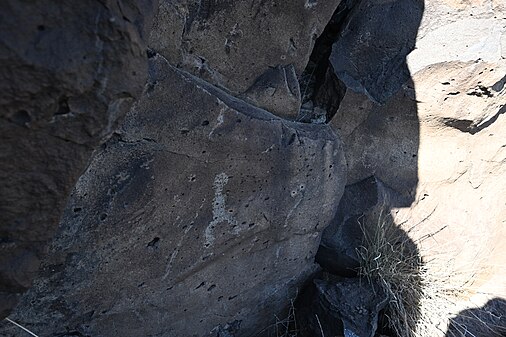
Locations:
356;207;472;337
261;207;502;337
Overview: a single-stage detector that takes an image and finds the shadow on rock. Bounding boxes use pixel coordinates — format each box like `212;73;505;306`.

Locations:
295;0;425;335
297;177;423;337
445;298;506;337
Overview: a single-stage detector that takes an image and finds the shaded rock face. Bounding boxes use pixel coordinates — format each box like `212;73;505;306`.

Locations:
149;0;342;94
446;298;506;337
330;0;424;104
1;56;346;337
316;176;406;277
240;65;301;120
330;84;420;202
0;0;157;318
328;0;423;202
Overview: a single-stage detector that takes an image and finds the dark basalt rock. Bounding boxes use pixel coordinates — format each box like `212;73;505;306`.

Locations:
0;56;346;337
240;65;301;120
149;0;342;96
0;0;157;318
329;0;424;104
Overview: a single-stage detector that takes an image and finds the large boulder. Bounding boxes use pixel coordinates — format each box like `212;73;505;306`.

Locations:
394;0;506;317
328;0;423;201
0;0;157;318
0;56;346;337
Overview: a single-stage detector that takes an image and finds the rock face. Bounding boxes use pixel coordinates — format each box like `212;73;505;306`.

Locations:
329;0;423;202
316;176;405;277
149;0;341;94
240;65;301;120
2;0;505;336
330;0;424;104
1;56;346;337
0;0;157;318
393;0;506;319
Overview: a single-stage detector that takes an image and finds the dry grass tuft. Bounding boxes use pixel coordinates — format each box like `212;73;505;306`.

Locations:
356;208;473;337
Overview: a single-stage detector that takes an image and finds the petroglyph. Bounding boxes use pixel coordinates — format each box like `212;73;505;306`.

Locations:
204;173;239;248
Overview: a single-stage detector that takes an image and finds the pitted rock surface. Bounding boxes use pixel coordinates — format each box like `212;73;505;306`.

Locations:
0;56;346;337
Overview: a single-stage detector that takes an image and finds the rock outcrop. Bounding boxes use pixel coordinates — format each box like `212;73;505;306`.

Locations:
1;0;505;336
0;0;157;318
299;278;388;337
0;55;346;336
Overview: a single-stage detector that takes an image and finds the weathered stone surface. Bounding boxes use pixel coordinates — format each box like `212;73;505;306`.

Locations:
327;0;422;201
330;83;420;202
328;0;506;332
393;0;506;321
392;58;506;320
0;56;346;337
322;2;505;334
329;0;424;104
409;0;506;74
149;0;342;94
0;0;157;318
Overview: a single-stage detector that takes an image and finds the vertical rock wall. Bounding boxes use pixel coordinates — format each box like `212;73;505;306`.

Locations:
0;0;157;318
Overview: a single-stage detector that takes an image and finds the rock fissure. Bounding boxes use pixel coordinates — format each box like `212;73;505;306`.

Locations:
298;0;359;123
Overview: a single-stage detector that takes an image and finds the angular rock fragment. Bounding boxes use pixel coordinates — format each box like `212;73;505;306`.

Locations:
316;176;404;277
330;0;424;104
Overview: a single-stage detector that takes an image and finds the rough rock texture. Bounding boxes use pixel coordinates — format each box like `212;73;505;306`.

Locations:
149;0;342;94
0;56;346;337
330;84;420;203
393;1;506;322
0;0;157;319
327;0;423;202
240;65;301;120
393;59;506;317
